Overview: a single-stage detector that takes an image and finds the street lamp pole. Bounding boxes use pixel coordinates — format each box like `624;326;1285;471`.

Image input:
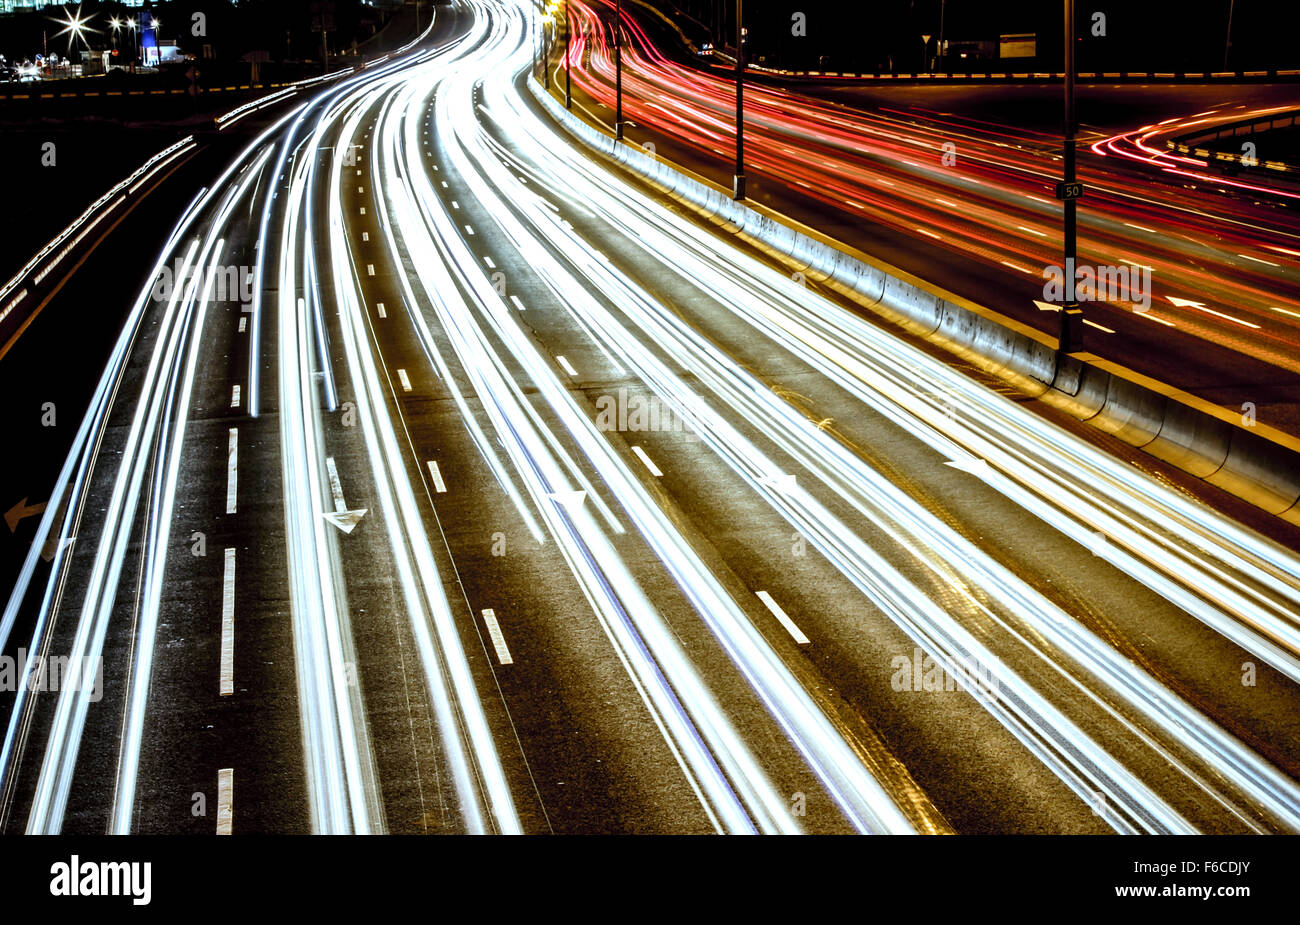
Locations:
543;4;550;90
564;0;571;109
1224;0;1235;71
1058;0;1083;355
734;0;745;199
938;0;946;72
615;0;624;139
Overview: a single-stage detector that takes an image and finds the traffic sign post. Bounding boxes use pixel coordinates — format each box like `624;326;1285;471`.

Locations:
1055;181;1083;201
1058;0;1084;356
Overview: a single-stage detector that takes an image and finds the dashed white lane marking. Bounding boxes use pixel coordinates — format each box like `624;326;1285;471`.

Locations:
367;264;376;276
465;225;476;236
231;385;241;409
376;302;387;318
359;207;366;215
226;428;238;514
397;368;412;392
630;445;663;477
358;186;365;193
509;295;526;311
441;180;448;188
452;200;460;210
483;256;496;269
362;231;370;242
216;767;234;834
481;609;513;665
756;591;811;645
238;316;247;333
221;548;237;694
556;355;578;377
426;460;447;493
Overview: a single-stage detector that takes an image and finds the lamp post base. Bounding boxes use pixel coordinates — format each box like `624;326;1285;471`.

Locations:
1059;304;1085;354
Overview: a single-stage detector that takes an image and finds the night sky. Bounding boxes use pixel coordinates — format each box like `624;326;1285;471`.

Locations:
666;1;1300;73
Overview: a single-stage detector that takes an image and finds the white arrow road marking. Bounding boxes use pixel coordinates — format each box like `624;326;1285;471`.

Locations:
322;456;367;533
1168;296;1260;329
547;489;587;510
945;455;993;479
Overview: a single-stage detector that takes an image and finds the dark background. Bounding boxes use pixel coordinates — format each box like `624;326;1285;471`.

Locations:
659;1;1300;73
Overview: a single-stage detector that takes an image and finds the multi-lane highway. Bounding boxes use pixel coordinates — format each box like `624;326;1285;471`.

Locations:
2;0;1300;835
557;0;1300;434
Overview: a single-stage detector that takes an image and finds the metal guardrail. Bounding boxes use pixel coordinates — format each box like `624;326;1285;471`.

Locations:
1167;110;1300;176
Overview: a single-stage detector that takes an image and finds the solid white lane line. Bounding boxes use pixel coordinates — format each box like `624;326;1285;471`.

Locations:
376;302;387;318
226;428;238;514
427;460;447;493
630;445;663;477
217;767;233;834
756;591;811;645
481;609;513;665
509;295;526;311
221;548;236;695
231;385;241;408
556;355;578;377
397;368;412;392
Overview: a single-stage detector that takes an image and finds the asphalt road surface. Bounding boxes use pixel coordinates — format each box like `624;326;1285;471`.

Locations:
2;0;1300;835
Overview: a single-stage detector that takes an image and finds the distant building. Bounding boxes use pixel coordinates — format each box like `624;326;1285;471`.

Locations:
1;0;149;10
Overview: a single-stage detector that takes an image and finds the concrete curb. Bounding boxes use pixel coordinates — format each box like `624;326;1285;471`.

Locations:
530;78;1300;526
